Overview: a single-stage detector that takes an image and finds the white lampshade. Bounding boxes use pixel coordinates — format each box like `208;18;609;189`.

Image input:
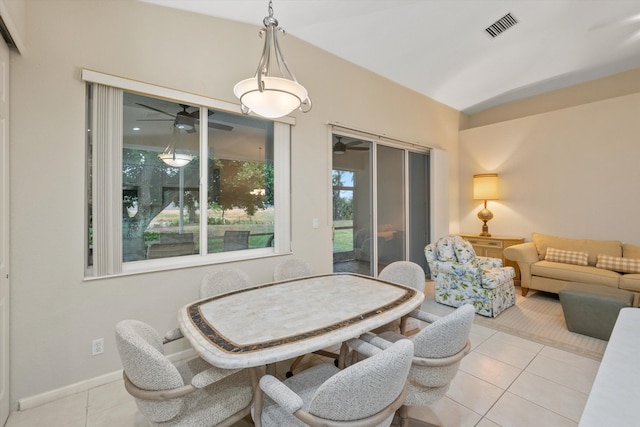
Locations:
473;174;499;200
234;77;308;119
158;145;193;168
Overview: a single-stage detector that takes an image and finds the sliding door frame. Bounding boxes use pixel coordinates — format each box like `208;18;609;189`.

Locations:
329;125;430;276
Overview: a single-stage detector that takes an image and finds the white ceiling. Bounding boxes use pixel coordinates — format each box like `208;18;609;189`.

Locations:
140;0;640;114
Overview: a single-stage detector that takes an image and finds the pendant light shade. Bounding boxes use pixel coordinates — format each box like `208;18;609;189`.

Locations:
159;143;193;168
234;77;308;119
234;1;311;118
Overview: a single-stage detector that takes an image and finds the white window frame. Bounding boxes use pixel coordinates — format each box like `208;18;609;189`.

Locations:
82;70;292;279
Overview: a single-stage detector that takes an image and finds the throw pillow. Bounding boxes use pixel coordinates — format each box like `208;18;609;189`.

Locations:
436;237;456;262
596;254;640;274
452;236;476;264
545;247;588;266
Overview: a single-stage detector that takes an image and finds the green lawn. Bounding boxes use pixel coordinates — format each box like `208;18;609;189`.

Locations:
333;220;354;252
145;210;357;253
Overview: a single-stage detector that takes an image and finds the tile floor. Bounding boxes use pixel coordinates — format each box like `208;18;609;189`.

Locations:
5;322;600;427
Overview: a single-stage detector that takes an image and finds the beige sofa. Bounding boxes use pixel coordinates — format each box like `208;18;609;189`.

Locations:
503;232;640;305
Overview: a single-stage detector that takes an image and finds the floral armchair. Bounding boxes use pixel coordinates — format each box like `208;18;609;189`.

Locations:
424;235;516;317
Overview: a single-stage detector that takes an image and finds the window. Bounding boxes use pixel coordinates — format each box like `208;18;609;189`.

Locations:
83;71;291;278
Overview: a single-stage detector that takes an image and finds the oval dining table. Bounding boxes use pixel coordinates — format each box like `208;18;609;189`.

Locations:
177;272;425;370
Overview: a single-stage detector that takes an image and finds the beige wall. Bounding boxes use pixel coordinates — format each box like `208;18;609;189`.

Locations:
459;90;640;244
9;0;460;404
463;68;640;129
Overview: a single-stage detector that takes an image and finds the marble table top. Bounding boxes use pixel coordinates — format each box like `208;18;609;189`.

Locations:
579;307;640;427
178;273;424;369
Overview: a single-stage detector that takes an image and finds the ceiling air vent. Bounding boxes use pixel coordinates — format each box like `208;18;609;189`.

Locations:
485;13;518;38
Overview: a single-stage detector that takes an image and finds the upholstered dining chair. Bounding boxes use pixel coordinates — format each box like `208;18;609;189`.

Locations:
223;230;250;251
252;338;414;427
363;304;475;427
378;261;426;292
157;268;254;347
200;267;252;299
273;258;313;281
425;234;516;317
377;261;426;334
115;319;254;427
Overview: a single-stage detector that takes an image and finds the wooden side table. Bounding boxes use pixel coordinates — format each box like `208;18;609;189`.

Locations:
459;234;525;285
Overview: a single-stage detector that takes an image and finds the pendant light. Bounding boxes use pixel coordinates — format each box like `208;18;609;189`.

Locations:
158;142;193;167
158;128;193;167
233;1;311;119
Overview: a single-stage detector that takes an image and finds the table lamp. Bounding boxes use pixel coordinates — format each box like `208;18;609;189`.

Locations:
473;174;499;237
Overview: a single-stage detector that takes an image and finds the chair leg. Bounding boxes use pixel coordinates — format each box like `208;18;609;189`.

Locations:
400;315;409;335
397;404;443;427
398;405;409;427
252;368;264;427
285;355;305;377
288;349;341;377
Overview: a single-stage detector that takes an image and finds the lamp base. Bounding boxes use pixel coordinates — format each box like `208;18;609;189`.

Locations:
479;222;491;237
477;206;494;238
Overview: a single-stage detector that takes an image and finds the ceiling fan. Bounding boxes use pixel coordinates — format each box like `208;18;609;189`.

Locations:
136;103;233;133
333;136;369;154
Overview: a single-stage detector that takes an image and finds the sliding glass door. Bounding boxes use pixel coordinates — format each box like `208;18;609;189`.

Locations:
332;133;429;276
332;137;373;275
376;145;405;272
408;151;430;272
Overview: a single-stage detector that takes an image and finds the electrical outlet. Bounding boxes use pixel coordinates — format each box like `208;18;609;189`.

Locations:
92;338;104;356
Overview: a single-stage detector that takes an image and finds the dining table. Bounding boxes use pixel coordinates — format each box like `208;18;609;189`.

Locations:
177;272;425;370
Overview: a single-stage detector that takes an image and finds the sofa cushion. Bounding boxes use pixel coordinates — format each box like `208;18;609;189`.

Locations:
619;274;640;293
545;247;588;266
436;237;456;262
532;232;622;266
530;260;620;288
623;243;640;259
596;254;640;274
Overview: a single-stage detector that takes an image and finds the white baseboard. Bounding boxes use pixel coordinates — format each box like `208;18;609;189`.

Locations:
18;348;196;411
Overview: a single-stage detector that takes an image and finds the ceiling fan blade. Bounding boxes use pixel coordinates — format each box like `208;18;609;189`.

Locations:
345;141;369;150
186;108;213;119
136;103;176;118
136;103;232;131
209;122;233;131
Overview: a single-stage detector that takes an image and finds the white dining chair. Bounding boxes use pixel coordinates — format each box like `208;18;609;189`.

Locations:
200;267;252;299
252;338;414;427
273;258;313;281
363;303;474;427
376;260;426;334
115;319;254;427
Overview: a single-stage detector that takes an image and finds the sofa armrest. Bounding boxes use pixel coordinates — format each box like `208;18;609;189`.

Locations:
503;242;538;263
503;242;539;289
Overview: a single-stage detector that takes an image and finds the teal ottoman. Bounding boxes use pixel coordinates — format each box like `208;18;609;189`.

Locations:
559;283;633;341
